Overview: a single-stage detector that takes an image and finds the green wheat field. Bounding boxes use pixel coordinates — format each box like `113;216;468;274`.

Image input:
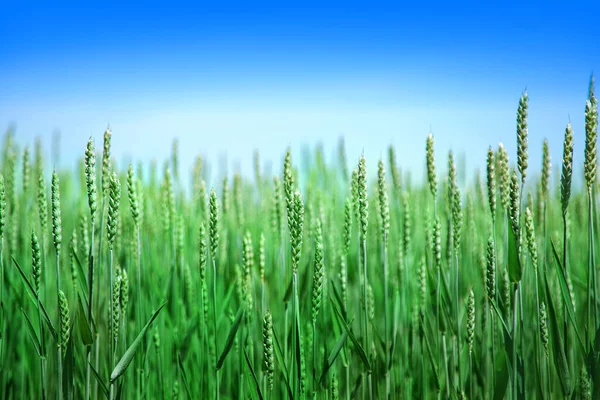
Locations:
0;77;598;400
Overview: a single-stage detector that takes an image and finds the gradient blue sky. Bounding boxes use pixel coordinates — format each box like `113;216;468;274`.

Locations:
1;2;598;184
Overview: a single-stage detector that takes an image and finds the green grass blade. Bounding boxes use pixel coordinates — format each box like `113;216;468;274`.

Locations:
490;300;512;341
111;302;167;383
21;307;42;357
177;353;193;399
216;306;244;370
89;361;109;399
216;277;238;328
11;256;57;340
243;348;264;400
507;222;522;283
76;295;94;346
330;295;371;371
550;238;586;352
273;326;294;399
72;249;89;304
318;326;349;386
543;273;571;397
420;312;441;392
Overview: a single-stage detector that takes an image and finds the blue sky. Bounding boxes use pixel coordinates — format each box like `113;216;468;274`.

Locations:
1;2;598;185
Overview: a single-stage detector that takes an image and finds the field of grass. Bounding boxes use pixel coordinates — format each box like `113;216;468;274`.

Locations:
0;77;597;400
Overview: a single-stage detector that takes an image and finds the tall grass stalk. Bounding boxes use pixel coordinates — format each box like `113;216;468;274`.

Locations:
51;171;63;399
107;172;121;400
209;189;220;400
357;156;372;398
0;176;4;389
377;159;391;399
584;75;598;340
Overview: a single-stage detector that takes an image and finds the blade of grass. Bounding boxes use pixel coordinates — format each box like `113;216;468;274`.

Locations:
111;302;167;383
330;295;371;371
273;326;294;399
177;353;193;399
21;308;42;357
77;296;94;346
216;306;244;370
550;239;586;352
11;256;57;340
543;273;571;397
319;326;350;386
89;361;110;399
244;348;264;400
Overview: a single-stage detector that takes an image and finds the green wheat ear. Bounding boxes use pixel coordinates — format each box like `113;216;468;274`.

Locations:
486;146;496;220
120;269;129;314
209;189;219;261
311;219;324;323
584;75;598;191
418;257;427;310
466;289;475;355
517;90;529;184
215;176;226;218
343;197;352;256
162;166;175;237
290;190;304;274
0;175;5;240
367;283;375;321
272;176;283;235
560;123;575;216
580;366;592;400
447;150;457;207
112;272;121;342
426;133;437;198
377;159;390;244
283;148;294;229
331;373;339;400
403;192;411;254
70;234;78;289
107;172;121;251
22;146;30;196
127;165;140;227
102;126;112;195
357;155;368;241
242;231;254;313
38;174;48;237
198;223;207;278
51;170;62;252
58;289;70;354
31;231;41;294
486;236;496;302
524;207;538;269
541;139;551;199
259;233;265;282
502;269;511;320
497;142;510;211
85;137;98;224
452;186;463;253
508;169;520;234
339;255;348;307
539;301;548;356
432;216;442;270
263;310;275;391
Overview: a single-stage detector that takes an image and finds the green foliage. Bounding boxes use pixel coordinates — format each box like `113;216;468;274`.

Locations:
1;87;599;399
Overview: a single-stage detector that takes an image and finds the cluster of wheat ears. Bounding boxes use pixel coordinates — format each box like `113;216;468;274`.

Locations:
0;77;598;400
